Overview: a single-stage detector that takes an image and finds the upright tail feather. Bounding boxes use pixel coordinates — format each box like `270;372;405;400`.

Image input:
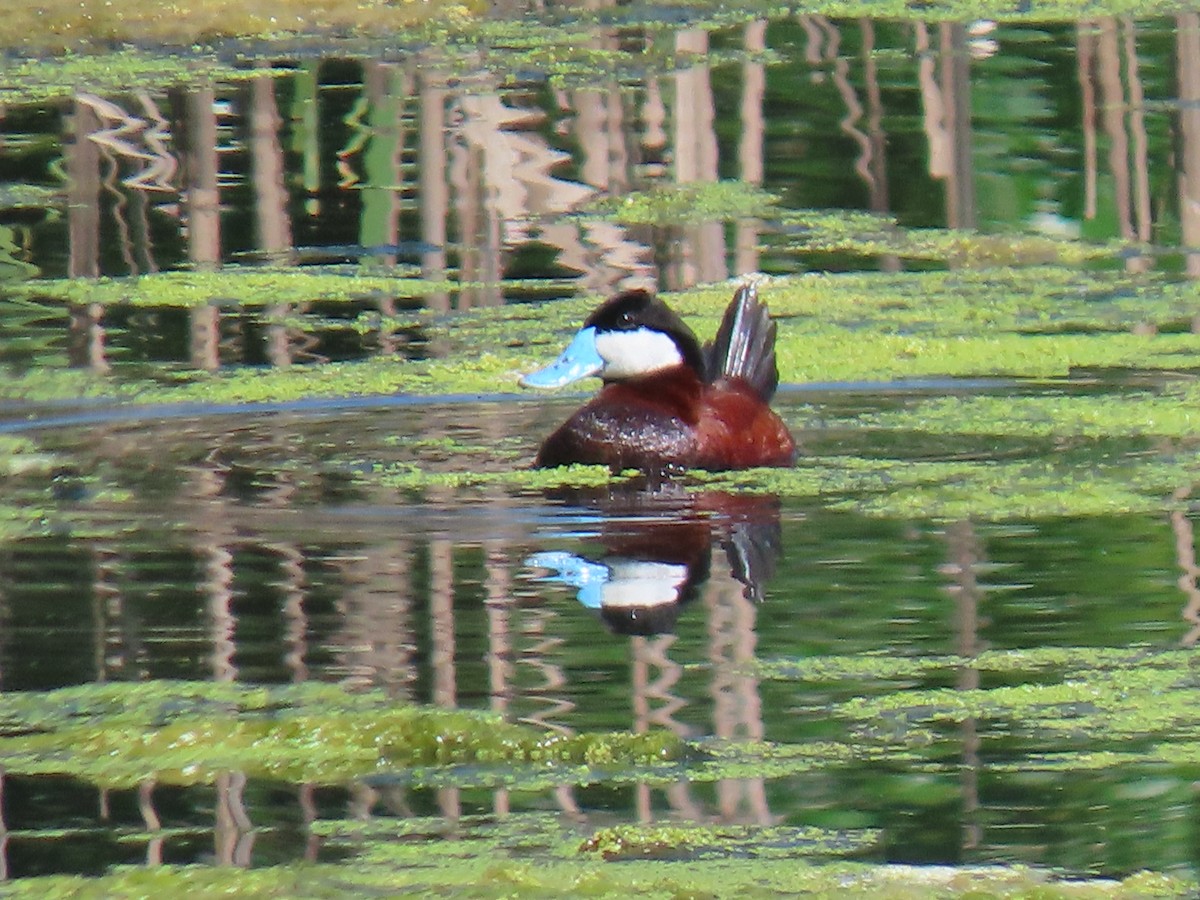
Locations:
704;283;780;400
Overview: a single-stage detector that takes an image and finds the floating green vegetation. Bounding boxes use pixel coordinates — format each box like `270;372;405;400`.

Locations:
0;51;275;105
831;647;1200;770
12;267;457;309
0;434;53;474
746;644;1200;776
0;0;484;54
579;821;880;860
0;680;683;789
829;383;1200;440
753;645;1186;684
582;181;780;226
691;447;1200;521
781;210;1119;267
0;0;1195;57
15;265;1200;406
368;460;636;491
0;184;62;211
4;652;1200;895
8;857;1192;900
12;647;1200;793
15;266;1200;517
729;643;1200;787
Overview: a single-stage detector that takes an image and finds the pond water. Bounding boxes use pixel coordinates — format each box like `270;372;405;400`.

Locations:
2;11;1200;894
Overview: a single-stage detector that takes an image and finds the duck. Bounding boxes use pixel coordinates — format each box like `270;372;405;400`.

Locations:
519;283;796;472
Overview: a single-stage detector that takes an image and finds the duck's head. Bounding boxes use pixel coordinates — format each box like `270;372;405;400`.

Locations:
520;289;706;389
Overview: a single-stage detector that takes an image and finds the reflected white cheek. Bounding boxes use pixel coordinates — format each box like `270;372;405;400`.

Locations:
599;561;689;608
594;328;683;379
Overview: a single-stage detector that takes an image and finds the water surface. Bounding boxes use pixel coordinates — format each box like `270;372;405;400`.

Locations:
1;11;1200;892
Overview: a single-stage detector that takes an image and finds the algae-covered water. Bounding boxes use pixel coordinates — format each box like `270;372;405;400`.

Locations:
3;7;1200;898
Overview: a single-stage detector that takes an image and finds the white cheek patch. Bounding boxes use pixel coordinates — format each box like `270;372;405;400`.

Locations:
594;328;684;379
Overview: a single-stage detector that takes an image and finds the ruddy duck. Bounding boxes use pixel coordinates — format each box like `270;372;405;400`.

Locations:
520;284;796;471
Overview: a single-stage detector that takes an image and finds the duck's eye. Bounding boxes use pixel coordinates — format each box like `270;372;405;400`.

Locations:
617;311;635;329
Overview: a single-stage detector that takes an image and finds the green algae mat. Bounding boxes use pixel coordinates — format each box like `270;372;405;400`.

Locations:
12;260;1200;522
0;670;1196;898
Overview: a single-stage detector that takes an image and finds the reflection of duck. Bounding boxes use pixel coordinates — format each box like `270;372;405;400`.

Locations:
528;488;781;635
520;284;796;472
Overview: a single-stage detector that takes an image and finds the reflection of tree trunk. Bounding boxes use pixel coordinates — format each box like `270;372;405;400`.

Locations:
66;97;102;279
299;783;321;860
450;134;483;308
485;542;512;816
362;65;412;353
519;607;574;732
860;19;891;217
798;15;827;66
360;63;406;267
642;77;667;154
333;541;416;698
130;188;157;275
942;521;984;852
917;23;976;228
67;303;111;373
706;573;772;825
251;74;296;367
631;634;687;736
631;634;699;823
1097;20;1134;241
916;23;952;181
1077;23;1099;221
430;538;456;708
510;76;640;294
824;19;876;203
824;17;895;270
940;24;976;229
1177;14;1200;276
183;85;224;370
205;538;237;682
271;542;309;683
138;778;163;866
672;29;725;289
576;89;611;191
570;78;629;194
674;29;712;180
348;780;378;820
419;74;451;312
215;771;254;866
1089;17;1152;263
91;547;120;679
251;75;293;258
184;85;221;269
185;464;237;682
0;771;7;880
189;305;221;371
1122;19;1151;244
736;21;767;276
439;786;461;823
485;547;513;719
1170;493;1200;645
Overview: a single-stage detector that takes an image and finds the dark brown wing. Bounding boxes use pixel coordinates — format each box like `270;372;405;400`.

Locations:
703;283;780;400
